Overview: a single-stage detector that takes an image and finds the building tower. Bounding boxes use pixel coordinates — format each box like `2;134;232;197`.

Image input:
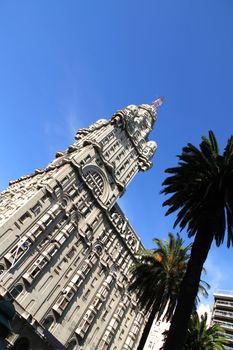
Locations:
212;291;233;350
0;101;160;350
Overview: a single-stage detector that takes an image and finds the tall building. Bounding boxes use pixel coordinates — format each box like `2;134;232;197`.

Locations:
0;101;160;350
212;291;233;350
143;318;170;350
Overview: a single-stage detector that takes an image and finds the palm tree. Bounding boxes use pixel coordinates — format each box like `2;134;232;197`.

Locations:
128;233;191;350
184;312;227;350
161;131;233;350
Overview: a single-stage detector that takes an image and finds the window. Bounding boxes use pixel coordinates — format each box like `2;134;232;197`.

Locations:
42;316;54;330
80;261;91;275
50;203;60;216
125;335;134;348
71;273;82;286
91;277;97;287
47;244;59;257
67;339;77;350
111;264;118;273
10;284;24;299
73;255;81;266
101;308;108;320
67;248;76;259
57;258;67;270
119;329;125;340
61;176;69;186
31;203;41;216
93;244;103;255
98;340;108;350
135;313;143;323
83;289;91;300
78;201;89;216
131;324;139;334
98;266;107;276
68;187;76;198
109;318;118;330
28;256;48;278
102;330;112;344
78;311;94;334
55;232;66;245
109;298;115;308
66;268;73;279
92;297;102;310
116;307;124;318
125;317;130;327
55;294;69;311
30;225;42;238
41;213;52;226
41;194;48;203
106;275;113;285
19;212;31;224
84;171;104;197
99;286;108;299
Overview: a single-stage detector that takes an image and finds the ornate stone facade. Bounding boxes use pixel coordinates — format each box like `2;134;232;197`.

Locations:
0;101;160;350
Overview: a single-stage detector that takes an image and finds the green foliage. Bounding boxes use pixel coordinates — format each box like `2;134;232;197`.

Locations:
128;233;192;321
161;131;233;350
161;131;233;247
184;312;227;350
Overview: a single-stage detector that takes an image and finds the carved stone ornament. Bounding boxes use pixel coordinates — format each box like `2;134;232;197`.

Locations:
138;140;158;171
111;104;157;162
75;119;109;140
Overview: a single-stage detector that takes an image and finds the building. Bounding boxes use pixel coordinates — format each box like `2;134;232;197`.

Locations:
0;100;161;350
143;318;170;350
212;291;233;350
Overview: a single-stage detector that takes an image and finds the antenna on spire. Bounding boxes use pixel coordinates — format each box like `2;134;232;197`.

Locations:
151;96;164;110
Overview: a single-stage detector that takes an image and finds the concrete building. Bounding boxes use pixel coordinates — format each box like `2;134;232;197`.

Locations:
0;101;160;349
143;318;170;350
212;291;233;350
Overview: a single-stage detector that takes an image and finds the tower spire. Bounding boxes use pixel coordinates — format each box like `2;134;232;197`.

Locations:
151;96;164;110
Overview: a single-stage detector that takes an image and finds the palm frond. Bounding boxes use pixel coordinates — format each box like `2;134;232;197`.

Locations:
162;131;233;246
128;234;192;320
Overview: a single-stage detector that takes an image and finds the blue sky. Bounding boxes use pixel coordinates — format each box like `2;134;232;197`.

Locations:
0;0;233;305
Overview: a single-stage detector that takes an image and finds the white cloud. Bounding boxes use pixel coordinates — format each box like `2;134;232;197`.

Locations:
197;303;212;325
65;110;83;140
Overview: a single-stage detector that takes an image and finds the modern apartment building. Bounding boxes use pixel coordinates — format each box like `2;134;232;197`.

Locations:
212;291;233;350
0;100;161;349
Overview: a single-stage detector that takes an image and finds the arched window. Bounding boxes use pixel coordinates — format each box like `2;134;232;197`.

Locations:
82;165;109;203
10;284;23;299
12;337;30;350
93;243;103;255
67;339;77;350
42;315;54;330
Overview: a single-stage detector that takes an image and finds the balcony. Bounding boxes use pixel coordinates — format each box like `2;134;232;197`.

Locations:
214;310;233;320
216;320;233;331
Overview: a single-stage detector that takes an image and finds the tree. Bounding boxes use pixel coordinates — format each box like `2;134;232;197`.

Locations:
161;131;233;350
128;233;191;350
184;312;227;350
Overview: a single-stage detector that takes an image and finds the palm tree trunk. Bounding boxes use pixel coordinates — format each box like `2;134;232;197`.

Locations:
137;301;160;350
163;230;213;350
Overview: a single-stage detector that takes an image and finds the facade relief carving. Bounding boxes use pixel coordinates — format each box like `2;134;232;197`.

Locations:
75;119;109;139
111;104;157;167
